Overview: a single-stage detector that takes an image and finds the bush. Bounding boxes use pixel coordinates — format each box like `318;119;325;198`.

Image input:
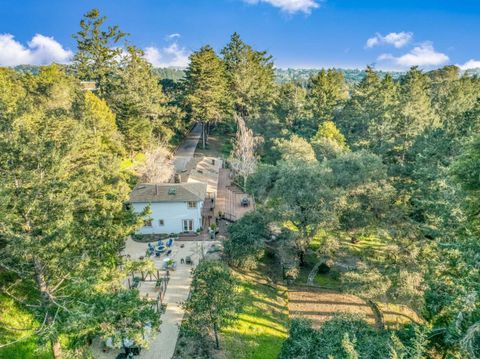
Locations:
280;314;392;359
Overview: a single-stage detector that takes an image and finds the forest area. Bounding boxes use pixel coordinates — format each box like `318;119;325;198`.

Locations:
1;7;480;359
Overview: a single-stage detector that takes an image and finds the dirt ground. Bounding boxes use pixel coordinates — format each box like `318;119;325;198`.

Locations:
288;287;377;328
288;286;424;331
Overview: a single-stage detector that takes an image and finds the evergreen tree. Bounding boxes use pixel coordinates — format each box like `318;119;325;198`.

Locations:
275;81;307;131
106;46;174;152
221;32;276;118
336;67;400;156
72;8;126;97
303;69;348;138
0;68;158;357
395;67;439;165
183;45;230;148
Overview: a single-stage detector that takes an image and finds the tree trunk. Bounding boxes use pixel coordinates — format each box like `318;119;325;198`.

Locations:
213;322;220;349
51;340;62;359
202;121;206;149
205;122;210;143
299;249;305;266
34;258;62;359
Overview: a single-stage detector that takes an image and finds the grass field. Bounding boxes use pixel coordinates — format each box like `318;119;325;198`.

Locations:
0;295;52;359
222;270;289;359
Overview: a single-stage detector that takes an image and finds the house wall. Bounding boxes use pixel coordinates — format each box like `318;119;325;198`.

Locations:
132;201;203;235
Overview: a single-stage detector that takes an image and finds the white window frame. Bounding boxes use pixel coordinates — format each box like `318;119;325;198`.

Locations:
144;219;153;227
182;219;194;232
187;201;197;209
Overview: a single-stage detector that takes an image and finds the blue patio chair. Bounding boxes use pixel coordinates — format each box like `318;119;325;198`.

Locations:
166;238;173;247
147;246;154;256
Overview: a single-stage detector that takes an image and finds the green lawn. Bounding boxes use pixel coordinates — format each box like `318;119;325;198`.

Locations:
0;295;52;359
222;270;289;359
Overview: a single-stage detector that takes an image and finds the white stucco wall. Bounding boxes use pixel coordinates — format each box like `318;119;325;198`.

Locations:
132;201;203;235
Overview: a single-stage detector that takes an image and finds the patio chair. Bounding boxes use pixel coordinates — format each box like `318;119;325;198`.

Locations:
166;238;173;247
147;243;154;256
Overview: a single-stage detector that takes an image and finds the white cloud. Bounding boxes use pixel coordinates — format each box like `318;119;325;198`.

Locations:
457;59;480;70
243;0;319;14
378;42;449;68
165;33;181;40
366;32;413;48
144;41;190;68
0;33;73;66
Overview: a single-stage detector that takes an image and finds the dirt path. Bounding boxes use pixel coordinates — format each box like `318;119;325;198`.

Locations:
173;123;202;173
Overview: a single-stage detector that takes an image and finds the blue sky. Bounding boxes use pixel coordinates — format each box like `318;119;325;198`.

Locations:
0;0;479;70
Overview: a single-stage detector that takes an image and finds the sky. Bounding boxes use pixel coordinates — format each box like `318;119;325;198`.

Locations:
0;0;479;70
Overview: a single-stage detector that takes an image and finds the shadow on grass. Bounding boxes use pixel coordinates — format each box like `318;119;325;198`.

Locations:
222;270;289;359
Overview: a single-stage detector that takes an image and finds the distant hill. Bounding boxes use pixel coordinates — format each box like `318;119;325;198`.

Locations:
274;68;405;85
464;68;480;77
153;67;186;82
9;65;480;85
13;64;42;75
150;67;406;84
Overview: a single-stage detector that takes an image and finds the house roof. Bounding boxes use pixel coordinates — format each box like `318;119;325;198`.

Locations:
129;182;207;203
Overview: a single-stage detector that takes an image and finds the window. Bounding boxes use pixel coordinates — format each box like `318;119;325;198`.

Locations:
159;219;165;226
187;201;197;208
144;219;153;227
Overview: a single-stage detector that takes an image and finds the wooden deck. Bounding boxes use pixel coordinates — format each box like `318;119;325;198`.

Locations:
215;168;254;221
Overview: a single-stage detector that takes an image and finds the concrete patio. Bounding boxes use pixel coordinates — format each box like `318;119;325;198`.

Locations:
92;238;215;359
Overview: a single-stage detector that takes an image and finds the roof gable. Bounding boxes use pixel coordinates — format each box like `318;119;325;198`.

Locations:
129;182;207;203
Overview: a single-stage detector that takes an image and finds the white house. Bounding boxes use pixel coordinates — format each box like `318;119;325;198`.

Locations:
129;182;207;235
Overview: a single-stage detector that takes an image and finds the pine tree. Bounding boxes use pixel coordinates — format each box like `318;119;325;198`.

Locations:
106;46;173;152
0;68;158;357
396;67;438;165
183;45;230;148
221;32;276;118
72;8;126;97
307;69;349;118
